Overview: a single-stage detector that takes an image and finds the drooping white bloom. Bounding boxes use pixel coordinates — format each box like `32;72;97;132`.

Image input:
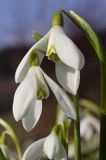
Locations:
0;144;17;160
47;25;85;95
13;66;76;131
15;25;85;95
80;115;100;141
13;66;49;132
15;30;50;83
22;133;67;160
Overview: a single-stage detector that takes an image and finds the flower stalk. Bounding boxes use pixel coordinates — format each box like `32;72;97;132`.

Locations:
0;118;22;160
62;9;106;160
99;60;106;160
73;94;81;160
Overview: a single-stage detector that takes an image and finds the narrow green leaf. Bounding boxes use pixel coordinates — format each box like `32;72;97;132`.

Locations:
80;99;100;115
64;119;71;143
69;10;106;62
61;10;106;62
0;149;6;160
32;32;43;41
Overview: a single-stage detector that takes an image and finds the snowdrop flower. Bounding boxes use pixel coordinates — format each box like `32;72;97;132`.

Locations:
68;115;100;159
80;115;100;155
15;12;85;96
80;115;100;141
13;65;76;131
22;133;67;160
15;30;50;83
0;144;17;160
13;66;48;132
46;12;85;95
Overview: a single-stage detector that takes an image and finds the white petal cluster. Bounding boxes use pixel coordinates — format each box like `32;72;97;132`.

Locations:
13;24;85;131
22;133;67;160
13;64;76;131
47;25;85;95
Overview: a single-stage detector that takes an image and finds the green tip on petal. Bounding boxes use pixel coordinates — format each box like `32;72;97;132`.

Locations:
37;87;48;100
47;45;56;56
29;50;40;67
52;11;63;27
52;124;62;135
47;45;60;62
51;124;64;143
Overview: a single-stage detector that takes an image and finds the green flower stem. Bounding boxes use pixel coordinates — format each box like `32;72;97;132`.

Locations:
0;118;22;160
99;60;106;160
64;119;71;153
73;94;81;160
60;9;106;159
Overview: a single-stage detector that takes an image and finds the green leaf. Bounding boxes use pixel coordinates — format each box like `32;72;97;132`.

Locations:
83;156;97;160
0;149;6;160
61;10;106;62
70;10;106;62
64;119;71;143
32;32;42;41
79;99;100;115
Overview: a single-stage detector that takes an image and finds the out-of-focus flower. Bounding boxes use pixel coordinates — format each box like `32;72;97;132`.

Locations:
68;115;100;159
22;133;67;160
80;115;99;141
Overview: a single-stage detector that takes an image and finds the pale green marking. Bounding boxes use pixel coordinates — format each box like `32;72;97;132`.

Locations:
29;50;40;67
47;44;56;56
37;87;48;100
47;45;60;62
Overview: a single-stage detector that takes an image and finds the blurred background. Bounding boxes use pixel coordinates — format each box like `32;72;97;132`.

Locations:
0;0;106;159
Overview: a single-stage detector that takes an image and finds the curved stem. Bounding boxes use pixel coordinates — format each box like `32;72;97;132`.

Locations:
73;94;81;160
0;118;22;160
0;148;6;160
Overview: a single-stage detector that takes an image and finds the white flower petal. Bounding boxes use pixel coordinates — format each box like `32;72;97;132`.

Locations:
15;31;50;83
52;26;85;70
22;100;42;132
44;133;67;160
13;67;37;121
56;62;80;95
40;68;76;120
22;138;45;160
35;67;49;99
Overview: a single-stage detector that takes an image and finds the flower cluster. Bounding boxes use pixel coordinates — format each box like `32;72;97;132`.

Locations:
12;11;85;160
22;132;67;160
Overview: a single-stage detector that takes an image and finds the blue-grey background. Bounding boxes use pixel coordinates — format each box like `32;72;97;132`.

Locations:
0;0;106;48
